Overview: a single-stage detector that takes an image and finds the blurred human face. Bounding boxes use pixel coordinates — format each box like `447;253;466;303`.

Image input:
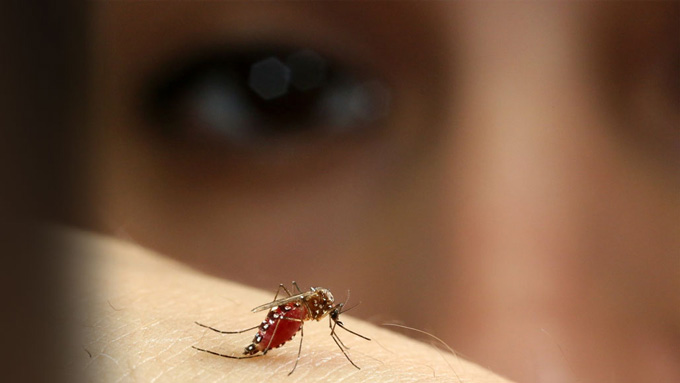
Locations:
91;2;679;382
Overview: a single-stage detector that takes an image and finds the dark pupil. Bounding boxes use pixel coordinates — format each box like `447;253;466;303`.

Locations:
147;47;389;144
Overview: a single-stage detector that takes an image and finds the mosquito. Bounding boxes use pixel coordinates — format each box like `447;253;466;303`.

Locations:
192;282;370;375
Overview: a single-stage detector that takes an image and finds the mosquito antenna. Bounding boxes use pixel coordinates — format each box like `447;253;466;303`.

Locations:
330;289;362;314
339;301;362;315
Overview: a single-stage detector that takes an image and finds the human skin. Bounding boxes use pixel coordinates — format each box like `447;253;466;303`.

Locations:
62;229;512;383
88;2;680;383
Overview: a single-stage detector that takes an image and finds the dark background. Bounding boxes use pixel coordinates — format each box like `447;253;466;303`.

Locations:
1;1;89;381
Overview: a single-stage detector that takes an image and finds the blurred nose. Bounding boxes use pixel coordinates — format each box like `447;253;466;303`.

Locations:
435;3;597;375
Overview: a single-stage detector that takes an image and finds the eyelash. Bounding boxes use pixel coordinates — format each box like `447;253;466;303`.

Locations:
144;46;391;148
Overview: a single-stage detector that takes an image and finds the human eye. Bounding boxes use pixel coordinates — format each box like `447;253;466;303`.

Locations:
99;2;447;182
143;44;391;150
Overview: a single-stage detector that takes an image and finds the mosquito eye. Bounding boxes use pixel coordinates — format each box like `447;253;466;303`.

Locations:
145;47;390;147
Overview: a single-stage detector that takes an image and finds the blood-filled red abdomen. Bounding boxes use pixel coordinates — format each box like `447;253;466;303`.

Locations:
244;303;308;355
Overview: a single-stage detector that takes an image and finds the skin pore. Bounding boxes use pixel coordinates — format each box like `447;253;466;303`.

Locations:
82;2;679;383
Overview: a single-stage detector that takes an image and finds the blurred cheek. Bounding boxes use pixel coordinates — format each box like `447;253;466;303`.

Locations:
433;2;679;375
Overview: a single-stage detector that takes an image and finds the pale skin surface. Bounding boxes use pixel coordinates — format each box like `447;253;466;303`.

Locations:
62;229;513;383
87;2;679;383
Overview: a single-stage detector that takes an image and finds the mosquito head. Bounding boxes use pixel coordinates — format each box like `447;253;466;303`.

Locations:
329;301;370;342
330;303;344;322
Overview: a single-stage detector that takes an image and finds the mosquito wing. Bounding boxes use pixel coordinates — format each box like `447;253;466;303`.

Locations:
251;291;313;313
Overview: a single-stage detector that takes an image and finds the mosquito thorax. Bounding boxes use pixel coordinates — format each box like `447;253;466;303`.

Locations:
304;287;335;321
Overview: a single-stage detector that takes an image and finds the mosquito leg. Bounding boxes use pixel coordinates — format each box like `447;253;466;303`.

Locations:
329;318;350;350
273;283;293;302
330;332;361;370
288;325;304;376
192;346;262;359
292;281;303;294
195;322;259;334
